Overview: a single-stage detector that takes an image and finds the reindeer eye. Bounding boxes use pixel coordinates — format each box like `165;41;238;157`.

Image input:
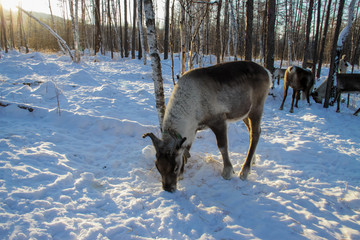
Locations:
174;165;179;173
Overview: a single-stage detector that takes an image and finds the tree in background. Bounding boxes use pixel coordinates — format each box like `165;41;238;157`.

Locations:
245;0;253;61
69;0;80;63
0;4;8;53
324;0;356;108
124;0;129;58
215;0;222;64
302;0;314;68
131;0;136;59
94;0;101;55
1;0;360;79
163;0;170;60
265;0;275;73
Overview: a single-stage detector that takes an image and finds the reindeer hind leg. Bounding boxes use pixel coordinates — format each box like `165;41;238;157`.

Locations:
280;85;289;110
239;115;261;180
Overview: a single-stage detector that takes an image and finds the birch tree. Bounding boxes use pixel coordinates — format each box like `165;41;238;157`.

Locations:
137;0;146;64
132;0;136;59
215;0;222;64
69;0;81;63
17;8;29;53
311;0;321;77
18;7;74;60
143;0;166;128
0;4;8;53
124;0;129;57
94;0;101;55
179;0;186;75
302;0;314;68
107;0;114;58
316;0;332;78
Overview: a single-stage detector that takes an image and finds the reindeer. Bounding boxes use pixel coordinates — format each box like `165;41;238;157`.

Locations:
335;73;360;114
273;68;286;86
279;66;314;113
143;61;271;192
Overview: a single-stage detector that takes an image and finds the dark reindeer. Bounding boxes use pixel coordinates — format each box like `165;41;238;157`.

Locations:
279;66;314;113
335;73;360;114
143;61;271;192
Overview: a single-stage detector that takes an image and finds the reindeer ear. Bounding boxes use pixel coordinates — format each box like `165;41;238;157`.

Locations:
143;133;161;152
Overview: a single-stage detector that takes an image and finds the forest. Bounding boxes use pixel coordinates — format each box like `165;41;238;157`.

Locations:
0;0;359;70
1;0;360;115
1;1;360;238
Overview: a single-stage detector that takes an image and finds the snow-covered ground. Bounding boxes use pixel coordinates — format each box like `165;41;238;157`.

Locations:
0;51;359;240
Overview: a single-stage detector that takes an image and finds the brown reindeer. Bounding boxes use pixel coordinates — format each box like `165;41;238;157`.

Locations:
143;61;271;192
335;73;360;114
279;66;314;113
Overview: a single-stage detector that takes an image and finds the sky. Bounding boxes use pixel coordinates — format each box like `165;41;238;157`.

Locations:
1;0;64;17
1;0;166;25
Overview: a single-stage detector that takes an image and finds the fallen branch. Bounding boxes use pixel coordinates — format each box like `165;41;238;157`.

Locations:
17;7;74;61
0;101;34;112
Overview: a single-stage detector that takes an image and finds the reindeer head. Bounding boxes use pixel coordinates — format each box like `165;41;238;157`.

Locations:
143;130;187;192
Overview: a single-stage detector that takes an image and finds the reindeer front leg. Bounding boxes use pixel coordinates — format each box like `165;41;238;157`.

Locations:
210;121;234;180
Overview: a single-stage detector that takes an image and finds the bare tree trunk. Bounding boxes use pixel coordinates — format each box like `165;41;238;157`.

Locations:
316;0;332;78
324;0;355;108
245;0;253;61
69;0;81;62
221;0;229;61
94;0;101;55
118;0;124;58
179;1;186;75
49;0;66;53
144;0;166;128
107;0;114;58
0;4;8;53
287;0;293;65
215;0;222;64
131;0;136;59
17;8;29;53
124;0;129;57
9;10;15;50
164;0;170;60
137;0;146;64
229;1;238;60
302;0;314;68
18;7;73;60
265;0;275;73
311;0;321;78
170;0;175;84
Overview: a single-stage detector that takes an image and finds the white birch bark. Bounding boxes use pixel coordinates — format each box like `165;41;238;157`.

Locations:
198;16;204;68
337;0;356;49
143;0;166;128
69;0;81;63
137;0;147;65
179;1;186;75
229;1;238;60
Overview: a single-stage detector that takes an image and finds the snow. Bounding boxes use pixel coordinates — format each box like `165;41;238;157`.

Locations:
1;51;360;239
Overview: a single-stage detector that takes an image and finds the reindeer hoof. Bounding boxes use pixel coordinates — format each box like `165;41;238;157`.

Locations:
221;166;234;180
289;109;294;113
239;167;250;181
